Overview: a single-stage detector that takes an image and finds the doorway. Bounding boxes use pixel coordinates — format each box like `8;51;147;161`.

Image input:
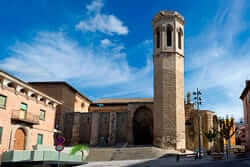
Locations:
133;107;153;145
14;128;26;150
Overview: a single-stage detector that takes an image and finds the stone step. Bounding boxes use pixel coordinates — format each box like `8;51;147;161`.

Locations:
87;146;170;161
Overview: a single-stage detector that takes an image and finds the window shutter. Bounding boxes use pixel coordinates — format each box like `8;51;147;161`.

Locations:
0;127;3;144
37;134;43;144
0;95;6;107
21;103;27;111
40;110;45;120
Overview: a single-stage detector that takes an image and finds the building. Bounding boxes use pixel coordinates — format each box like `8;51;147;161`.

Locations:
0;70;61;158
27;11;219;152
238;124;248;146
185;93;218;152
62;94;218;152
240;80;250;151
8;11;220;153
29;82;92;133
28;11;185;150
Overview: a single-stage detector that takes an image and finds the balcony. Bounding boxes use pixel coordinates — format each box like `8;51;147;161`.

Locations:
11;110;40;125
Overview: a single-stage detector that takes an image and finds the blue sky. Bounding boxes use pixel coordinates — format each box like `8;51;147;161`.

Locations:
0;0;250;121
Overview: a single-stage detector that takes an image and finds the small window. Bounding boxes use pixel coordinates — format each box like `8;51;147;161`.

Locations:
167;25;173;47
40;110;46;121
0;95;7;109
37;134;43;144
0;127;3;144
178;28;183;49
156;28;160;48
21;103;27;111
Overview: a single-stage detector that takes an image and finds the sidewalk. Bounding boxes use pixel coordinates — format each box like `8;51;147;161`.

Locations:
79;157;250;167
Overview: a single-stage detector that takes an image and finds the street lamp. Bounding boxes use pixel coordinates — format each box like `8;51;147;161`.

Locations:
193;88;202;159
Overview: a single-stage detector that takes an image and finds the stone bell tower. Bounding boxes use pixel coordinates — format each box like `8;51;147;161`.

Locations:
153;11;186;150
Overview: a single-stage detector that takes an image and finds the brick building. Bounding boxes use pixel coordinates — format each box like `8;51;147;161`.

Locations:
29;82;92;133
0;70;61;158
240;80;250;150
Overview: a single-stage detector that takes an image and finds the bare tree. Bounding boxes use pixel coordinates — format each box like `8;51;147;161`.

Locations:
204;128;217;154
218;116;237;160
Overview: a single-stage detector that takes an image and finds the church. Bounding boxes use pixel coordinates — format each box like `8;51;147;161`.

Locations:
30;11;219;152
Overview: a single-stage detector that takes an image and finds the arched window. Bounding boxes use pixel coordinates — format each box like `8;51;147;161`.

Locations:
167;25;173;47
156;28;160;49
178;28;183;49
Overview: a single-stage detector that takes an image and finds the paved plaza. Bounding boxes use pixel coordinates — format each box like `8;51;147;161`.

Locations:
80;157;250;167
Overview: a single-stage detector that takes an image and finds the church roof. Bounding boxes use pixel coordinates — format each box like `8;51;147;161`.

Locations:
199;110;215;114
94;98;153;104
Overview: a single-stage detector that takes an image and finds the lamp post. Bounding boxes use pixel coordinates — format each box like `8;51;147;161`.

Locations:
193;88;202;159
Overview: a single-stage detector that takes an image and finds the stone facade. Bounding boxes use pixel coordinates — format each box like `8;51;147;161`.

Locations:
153;11;185;150
0;70;61;158
63;95;217;153
64;101;154;147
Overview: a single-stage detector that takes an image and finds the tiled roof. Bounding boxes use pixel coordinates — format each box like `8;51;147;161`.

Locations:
94;98;154;104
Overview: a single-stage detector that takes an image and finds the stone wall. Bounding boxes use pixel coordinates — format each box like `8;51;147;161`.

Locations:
64;103;155;147
64;111;131;146
98;112;110;145
64;112;76;145
79;113;91;144
64;100;220;151
64;112;92;145
116;112;128;144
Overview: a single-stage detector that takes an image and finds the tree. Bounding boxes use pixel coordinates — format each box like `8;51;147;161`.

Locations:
204;128;217;154
70;144;89;161
218;117;237;160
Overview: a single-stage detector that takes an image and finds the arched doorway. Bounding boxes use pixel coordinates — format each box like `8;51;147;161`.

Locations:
14;128;26;150
133;107;153;145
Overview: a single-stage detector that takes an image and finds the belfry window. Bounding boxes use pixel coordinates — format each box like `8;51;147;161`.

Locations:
156;28;160;49
167;25;173;47
178;28;183;49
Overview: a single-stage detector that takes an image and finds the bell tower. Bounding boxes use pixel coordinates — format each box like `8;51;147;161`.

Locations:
153;11;186;150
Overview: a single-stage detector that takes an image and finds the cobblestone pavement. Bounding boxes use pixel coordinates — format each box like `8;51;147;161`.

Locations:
80;157;250;167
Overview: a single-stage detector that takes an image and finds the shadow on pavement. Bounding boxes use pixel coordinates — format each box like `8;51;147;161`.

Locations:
124;153;250;167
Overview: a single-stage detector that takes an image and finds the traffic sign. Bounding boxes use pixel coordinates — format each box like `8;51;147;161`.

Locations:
55;144;64;152
55;136;65;146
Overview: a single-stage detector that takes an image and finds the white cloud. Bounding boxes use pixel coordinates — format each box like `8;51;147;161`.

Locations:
185;0;250;121
1;32;152;97
86;0;103;14
100;38;113;47
76;0;128;35
76;14;128;35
